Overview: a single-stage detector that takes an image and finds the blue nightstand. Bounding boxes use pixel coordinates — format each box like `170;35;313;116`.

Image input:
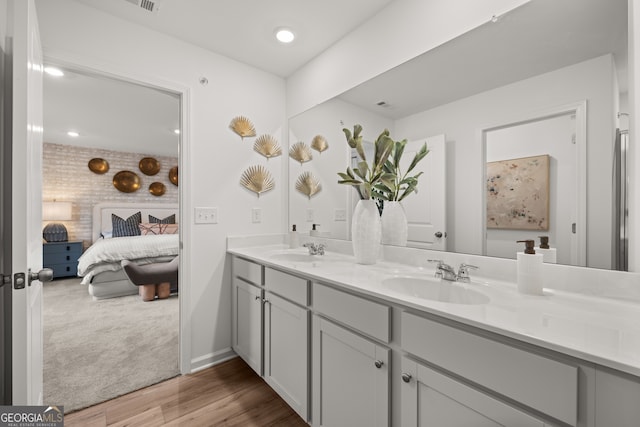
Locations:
43;241;83;279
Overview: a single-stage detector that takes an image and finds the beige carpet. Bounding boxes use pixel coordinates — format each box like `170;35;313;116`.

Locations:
43;277;180;413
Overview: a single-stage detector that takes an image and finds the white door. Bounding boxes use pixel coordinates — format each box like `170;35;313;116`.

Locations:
403;134;446;250
5;0;45;405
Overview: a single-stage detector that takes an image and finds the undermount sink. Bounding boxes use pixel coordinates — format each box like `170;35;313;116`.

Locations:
381;276;490;305
269;252;324;263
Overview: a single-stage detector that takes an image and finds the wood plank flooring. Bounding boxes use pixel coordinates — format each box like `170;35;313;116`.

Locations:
64;357;308;427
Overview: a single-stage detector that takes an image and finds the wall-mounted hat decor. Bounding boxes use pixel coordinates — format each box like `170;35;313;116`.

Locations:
112;170;141;193
295;171;322;200
149;182;166;196
88;158;109;174
289;142;313;165
229;116;257;140
240;165;275;198
139;157;160;176
169;166;178;186
254;134;282;159
311;135;329;154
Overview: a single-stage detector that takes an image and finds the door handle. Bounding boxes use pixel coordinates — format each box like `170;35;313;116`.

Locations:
28;268;53;286
435;231;443;238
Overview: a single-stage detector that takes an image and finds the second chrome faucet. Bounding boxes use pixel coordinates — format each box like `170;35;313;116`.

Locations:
428;259;478;282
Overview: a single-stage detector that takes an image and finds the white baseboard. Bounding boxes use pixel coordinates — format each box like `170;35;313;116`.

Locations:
189;348;237;373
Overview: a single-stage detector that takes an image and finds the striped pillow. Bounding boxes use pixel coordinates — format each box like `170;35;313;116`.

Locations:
112;212;142;237
149;214;176;224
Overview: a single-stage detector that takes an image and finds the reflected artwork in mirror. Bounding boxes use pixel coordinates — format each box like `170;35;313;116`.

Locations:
288;0;628;270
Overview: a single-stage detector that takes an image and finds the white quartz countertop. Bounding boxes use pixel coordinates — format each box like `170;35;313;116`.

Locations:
228;244;640;377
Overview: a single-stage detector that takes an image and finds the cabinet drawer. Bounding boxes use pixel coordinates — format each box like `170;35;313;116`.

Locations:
48;263;78;278
265;268;308;306
44;242;82;254
402;312;578;426
313;283;390;343
45;252;80;264
233;257;262;286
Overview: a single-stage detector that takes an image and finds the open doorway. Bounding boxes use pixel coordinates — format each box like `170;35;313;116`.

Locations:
41;65;181;412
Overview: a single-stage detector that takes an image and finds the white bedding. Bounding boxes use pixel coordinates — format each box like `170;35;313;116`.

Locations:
77;234;179;284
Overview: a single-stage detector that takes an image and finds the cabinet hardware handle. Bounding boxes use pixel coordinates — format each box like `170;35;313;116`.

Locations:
263;299;270;304
401;373;412;383
374;360;384;369
254;296;260;301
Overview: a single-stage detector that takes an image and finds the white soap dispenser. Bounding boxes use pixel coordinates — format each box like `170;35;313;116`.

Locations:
310;224;320;237
516;239;544;295
535;236;557;264
289;225;300;249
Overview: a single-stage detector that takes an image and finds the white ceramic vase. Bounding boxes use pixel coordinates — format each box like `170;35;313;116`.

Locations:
381;201;408;246
351;199;382;264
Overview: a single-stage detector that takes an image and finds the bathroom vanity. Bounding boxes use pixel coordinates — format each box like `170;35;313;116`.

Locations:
228;237;640;427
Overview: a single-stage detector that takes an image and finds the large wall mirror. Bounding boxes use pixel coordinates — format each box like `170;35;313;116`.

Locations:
288;0;628;270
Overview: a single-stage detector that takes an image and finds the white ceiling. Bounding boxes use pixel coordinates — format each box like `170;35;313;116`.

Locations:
71;0;395;78
43;0;628;155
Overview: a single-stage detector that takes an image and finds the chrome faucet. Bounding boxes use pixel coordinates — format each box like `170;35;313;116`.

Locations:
456;263;479;283
429;260;479;282
303;242;325;255
428;259;457;281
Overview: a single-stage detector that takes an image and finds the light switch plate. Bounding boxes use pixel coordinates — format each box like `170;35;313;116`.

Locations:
334;208;347;221
195;207;218;224
306;208;314;222
252;208;262;223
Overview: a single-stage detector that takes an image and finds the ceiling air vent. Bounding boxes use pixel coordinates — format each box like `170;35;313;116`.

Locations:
124;0;161;13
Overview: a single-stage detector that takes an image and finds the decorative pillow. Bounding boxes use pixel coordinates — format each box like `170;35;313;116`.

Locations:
139;223;179;235
149;214;176;224
112;212;142;237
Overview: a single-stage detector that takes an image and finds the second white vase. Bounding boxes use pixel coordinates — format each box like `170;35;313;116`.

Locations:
351;199;381;264
381;201;408;246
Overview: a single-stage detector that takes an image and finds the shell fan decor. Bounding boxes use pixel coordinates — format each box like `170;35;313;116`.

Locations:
253;134;282;159
229;116;257;140
289;142;313;165
296;171;322;200
311;135;329;154
240;165;275;198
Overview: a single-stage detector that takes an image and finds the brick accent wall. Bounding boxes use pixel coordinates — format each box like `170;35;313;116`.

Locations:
42;143;178;248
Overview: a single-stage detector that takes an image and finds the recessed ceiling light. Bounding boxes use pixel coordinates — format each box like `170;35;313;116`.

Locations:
44;67;64;77
67;131;79;137
275;28;295;44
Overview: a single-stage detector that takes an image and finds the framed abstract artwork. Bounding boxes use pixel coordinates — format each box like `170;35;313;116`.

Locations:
486;154;550;230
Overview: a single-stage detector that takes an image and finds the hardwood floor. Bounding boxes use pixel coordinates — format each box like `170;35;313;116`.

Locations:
64;357;308;427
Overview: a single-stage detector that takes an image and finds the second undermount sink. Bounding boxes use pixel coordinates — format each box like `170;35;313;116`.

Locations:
381;276;490;305
269;252;324;263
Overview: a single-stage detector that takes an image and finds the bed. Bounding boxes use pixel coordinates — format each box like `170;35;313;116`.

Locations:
77;202;179;300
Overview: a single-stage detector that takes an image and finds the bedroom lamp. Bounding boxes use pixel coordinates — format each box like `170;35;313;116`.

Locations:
42;201;72;242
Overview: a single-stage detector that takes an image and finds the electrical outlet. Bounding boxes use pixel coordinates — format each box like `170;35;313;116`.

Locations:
306;208;314;222
195;207;218;224
252;208;262;223
334;208;347;221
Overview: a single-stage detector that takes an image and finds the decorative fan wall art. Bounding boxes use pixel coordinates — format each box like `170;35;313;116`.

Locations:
229;116;257;140
253;134;282;159
295;171;322;200
311;135;329;154
289;142;313;165
240;165;275;197
88;158;109;174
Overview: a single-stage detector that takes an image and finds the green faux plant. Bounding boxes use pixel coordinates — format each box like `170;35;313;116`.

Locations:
375;139;429;202
337;124;395;200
